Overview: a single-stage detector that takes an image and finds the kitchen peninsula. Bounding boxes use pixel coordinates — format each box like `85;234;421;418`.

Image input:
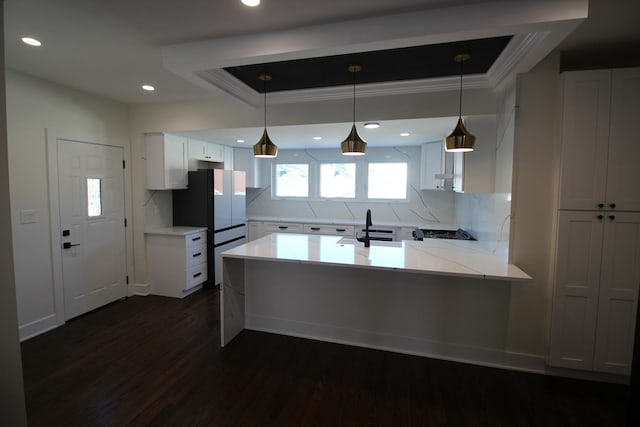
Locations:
221;233;531;369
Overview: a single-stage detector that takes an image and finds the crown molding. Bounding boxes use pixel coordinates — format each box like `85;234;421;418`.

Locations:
196;69;490;107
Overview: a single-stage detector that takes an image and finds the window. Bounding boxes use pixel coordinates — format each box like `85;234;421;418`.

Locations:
87;178;103;217
274;164;309;197
319;163;355;198
367;163;407;199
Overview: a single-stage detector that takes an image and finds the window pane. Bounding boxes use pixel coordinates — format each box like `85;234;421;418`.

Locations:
87;178;103;217
320;163;355;198
275;164;309;197
368;163;407;199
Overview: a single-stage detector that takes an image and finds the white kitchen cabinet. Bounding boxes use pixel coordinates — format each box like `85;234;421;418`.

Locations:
145;132;188;190
187;138;224;170
452;152;464;193
146;228;208;298
420;142;451;190
247;220;265;242
303;224;354;237
559;68;640;211
548;211;640;374
263;222;304;234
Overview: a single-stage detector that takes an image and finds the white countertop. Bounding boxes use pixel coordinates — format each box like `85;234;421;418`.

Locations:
145;226;207;236
222;233;531;281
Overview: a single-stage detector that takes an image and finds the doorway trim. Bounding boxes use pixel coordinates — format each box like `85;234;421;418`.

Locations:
46;129;133;329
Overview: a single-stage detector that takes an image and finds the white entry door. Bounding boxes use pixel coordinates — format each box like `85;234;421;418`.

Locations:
57;139;127;320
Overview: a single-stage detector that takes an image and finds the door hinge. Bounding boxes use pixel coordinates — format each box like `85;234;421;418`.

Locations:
126;275;129;285
122;159;126;169
124;218;127;227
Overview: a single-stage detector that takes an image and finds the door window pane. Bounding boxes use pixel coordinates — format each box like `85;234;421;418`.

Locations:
274;164;309;197
87;178;103;217
320;163;355;198
368;163;407;199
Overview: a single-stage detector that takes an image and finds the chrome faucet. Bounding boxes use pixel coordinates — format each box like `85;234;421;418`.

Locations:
356;209;372;247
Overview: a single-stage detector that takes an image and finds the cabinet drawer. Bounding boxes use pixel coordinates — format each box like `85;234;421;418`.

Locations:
186;231;207;248
263;222;304;233
186;263;207;290
304;224;354;236
186;244;207;268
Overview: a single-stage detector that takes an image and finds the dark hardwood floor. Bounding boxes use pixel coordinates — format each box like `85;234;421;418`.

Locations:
22;288;630;426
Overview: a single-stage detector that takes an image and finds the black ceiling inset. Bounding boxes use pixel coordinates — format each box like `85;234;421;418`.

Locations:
225;36;512;93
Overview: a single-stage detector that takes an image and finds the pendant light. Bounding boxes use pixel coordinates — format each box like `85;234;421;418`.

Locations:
341;64;367;156
253;72;278;158
445;53;475;152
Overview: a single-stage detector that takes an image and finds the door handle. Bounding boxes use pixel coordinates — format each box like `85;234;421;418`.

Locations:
63;242;80;249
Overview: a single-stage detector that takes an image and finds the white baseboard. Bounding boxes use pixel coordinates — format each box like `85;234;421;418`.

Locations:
19;314;60;342
131;282;151;296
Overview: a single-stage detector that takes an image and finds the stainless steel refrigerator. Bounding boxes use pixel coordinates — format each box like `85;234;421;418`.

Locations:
172;168;247;286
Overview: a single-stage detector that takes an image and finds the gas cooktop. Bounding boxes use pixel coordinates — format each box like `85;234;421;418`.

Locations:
413;228;476;241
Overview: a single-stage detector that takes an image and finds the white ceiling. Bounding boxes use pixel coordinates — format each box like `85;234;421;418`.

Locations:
4;0;640;149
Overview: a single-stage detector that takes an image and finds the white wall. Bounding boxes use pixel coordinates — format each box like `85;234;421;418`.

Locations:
5;70;131;339
0;7;28;423
245;146;456;227
507;52;562;356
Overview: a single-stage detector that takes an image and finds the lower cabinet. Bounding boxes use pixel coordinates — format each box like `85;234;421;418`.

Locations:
146;229;208;298
547;211;640;374
303;224;354;237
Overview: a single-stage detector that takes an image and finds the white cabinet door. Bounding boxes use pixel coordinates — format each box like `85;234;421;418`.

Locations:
420;142;448;190
593;212;640;374
145;133;188;190
605;67;640;212
188;138;224;164
548;211;603;370
452;152;464;193
558;70;611;210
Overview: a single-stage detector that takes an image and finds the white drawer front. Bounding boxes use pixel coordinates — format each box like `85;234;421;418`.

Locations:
186;263;207;290
186;243;207;268
263;222;304;233
304;224;354;236
186;231;207;248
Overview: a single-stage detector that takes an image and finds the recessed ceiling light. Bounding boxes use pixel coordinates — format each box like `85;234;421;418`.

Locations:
236;139;245;143
400;132;410;137
241;0;260;6
364;122;380;129
313;136;322;140
21;37;41;47
141;85;155;91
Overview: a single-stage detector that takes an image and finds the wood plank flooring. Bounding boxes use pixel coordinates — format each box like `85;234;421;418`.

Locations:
21;288;631;426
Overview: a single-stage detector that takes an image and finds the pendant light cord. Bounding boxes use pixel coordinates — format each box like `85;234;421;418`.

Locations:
352;69;356;123
458;57;464;118
263;78;267;128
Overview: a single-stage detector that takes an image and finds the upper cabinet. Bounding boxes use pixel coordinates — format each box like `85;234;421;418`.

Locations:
145;133;188;190
187;138;224;170
559;68;640;211
419;142;451;190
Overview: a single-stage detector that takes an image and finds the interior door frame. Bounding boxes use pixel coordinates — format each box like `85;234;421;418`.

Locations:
46;129;133;327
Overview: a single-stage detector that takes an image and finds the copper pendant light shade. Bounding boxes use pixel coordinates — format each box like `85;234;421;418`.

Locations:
253;128;278;158
445;117;475;152
253;72;278;158
341;64;366;156
341;123;367;156
445;53;475;152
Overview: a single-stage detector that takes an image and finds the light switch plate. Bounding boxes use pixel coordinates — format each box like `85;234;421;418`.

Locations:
20;209;36;224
